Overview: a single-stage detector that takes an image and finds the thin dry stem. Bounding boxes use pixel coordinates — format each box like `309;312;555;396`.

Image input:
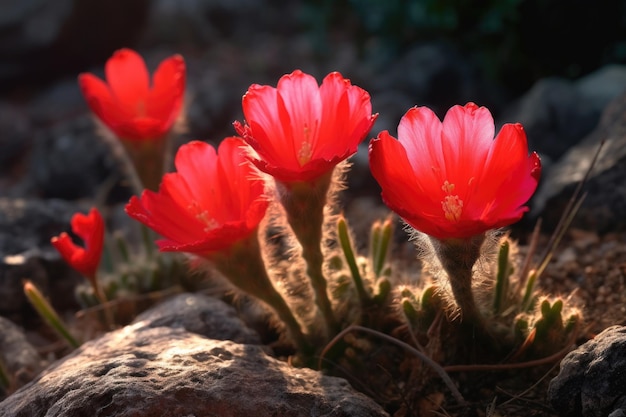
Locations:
535;139;604;278
443;329;577;373
90;278;116;330
495;361;560;409
318;324;466;405
516;218;542;295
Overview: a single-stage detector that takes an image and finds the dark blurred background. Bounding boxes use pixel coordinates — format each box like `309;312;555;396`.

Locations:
1;0;626;229
2;0;625;103
2;0;626;335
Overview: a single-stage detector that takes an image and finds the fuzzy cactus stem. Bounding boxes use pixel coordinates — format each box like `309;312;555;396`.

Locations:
493;239;511;314
276;173;339;335
337;215;369;306
23;280;81;349
430;235;491;338
121;134;170;193
371;216;393;278
209;231;312;355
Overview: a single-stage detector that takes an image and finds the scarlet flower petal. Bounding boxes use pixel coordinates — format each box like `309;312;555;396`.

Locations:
79;48;186;142
317;72;375;161
369;103;541;240
125;138;270;257
439;104;495;194
51;208;104;279
241;84;299;172
236;69;376;183
396;106;445;182
147;54;186;126
369;131;445;238
105;49;150;112
78;73;126;133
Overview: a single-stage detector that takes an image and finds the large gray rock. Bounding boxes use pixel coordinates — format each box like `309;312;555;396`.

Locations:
132;293;262;345
0;324;389;416
0;317;44;397
576;65;626;111
548;325;626;417
499;78;597;161
499;65;626;162
531;90;626;232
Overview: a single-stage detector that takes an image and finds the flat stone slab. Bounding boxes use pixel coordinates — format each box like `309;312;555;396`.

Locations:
0;324;389;417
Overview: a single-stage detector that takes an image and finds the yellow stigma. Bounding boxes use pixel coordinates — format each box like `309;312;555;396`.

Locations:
297;125;313;166
196;211;220;232
442;195;463;222
188;201;219;232
441;181;463;222
441;180;455;194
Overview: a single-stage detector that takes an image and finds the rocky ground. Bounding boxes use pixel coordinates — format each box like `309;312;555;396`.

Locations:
2;1;626;416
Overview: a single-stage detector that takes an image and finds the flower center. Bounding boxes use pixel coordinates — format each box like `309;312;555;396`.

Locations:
188;201;219;232
297;125;313;166
441;181;463;222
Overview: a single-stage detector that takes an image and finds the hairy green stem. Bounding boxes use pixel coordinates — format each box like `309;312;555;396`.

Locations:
430;235;491;339
122;135;169;193
90;277;115;330
211;234;312;355
493;240;510;314
337;216;369;306
277;175;339;335
24;280;80;349
371;216;393;278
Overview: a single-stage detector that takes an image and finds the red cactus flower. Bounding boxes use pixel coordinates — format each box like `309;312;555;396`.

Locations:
78;48;185;142
234;70;377;183
125;138;270;256
369;102;541;240
52;208;105;281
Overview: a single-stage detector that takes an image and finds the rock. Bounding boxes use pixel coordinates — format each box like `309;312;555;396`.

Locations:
0;198;85;319
575;65;626;111
548;325;626;417
0;90;119;201
499;65;626;163
0;197;82;260
530;90;626;232
0;317;44;396
27;115;117;200
499;78;599;161
0;0;150;90
0;325;390;416
0;78;121;201
0;101;32;186
0;254;48;320
132;293;262;345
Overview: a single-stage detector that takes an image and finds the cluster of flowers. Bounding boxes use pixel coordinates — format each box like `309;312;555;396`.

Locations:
51;48;541;355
